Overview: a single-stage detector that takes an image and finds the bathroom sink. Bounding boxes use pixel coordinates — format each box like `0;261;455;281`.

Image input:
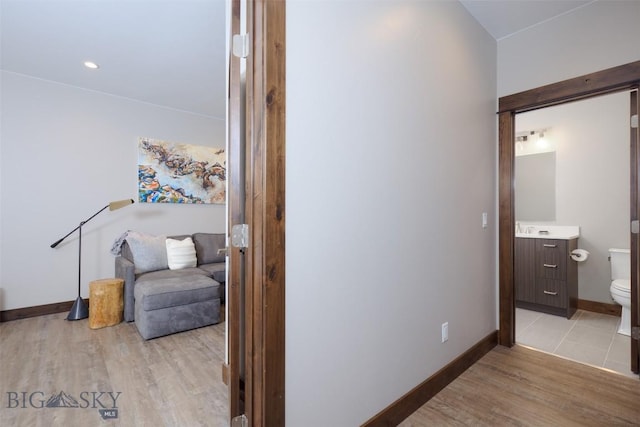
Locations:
515;225;580;240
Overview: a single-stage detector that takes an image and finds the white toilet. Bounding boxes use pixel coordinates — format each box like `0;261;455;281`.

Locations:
609;248;631;336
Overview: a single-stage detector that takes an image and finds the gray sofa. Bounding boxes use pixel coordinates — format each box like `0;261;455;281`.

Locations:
115;232;226;339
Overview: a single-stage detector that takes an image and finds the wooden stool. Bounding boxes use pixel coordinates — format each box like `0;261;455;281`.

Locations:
89;278;124;329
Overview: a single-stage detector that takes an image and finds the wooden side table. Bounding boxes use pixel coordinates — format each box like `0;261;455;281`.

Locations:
89;278;124;329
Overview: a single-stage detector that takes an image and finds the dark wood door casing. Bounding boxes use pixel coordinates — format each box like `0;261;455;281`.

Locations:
498;61;640;363
498;111;515;346
244;0;286;425
227;0;287;423
227;0;244;419
630;89;639;373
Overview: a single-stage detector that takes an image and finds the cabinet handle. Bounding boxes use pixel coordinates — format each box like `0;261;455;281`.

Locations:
543;264;557;268
543;290;558;296
543;244;557;248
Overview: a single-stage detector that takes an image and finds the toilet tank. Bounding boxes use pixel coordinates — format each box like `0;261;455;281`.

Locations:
609;248;630;280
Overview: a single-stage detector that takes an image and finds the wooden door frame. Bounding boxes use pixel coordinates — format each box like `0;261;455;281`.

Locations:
227;0;244;419
631;89;639;372
498;61;640;366
240;0;286;424
227;0;286;424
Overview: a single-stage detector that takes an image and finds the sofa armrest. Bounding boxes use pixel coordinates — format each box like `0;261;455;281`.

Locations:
115;255;136;322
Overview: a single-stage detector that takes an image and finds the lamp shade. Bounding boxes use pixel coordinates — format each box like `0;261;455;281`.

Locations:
109;199;135;211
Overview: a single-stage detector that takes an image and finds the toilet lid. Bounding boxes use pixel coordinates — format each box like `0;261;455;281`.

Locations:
612;279;630;292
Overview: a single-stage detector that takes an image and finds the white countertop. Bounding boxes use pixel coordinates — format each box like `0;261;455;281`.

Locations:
515;225;580;240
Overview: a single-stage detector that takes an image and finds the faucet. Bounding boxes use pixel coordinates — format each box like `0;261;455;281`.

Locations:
516;222;522;233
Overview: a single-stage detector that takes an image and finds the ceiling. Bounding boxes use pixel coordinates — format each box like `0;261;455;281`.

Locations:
1;1;594;119
460;0;593;40
0;0;227;118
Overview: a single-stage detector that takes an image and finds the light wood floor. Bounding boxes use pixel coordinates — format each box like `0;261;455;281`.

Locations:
3;316;640;427
0;313;228;426
400;344;640;426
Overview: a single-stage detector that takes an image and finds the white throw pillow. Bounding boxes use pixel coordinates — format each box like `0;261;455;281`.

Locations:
166;237;197;270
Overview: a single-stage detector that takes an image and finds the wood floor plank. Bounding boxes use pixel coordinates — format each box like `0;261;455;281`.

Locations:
401;345;640;426
5;314;639;426
0;313;228;426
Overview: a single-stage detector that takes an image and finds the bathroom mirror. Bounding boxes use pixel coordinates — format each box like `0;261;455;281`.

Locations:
515;151;556;221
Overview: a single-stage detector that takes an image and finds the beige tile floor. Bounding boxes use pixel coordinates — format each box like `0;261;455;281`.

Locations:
516;308;637;378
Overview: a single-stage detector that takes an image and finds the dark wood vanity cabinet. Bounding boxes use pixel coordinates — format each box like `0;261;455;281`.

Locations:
515;237;578;319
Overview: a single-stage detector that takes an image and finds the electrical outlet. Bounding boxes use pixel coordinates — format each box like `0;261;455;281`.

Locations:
441;322;448;343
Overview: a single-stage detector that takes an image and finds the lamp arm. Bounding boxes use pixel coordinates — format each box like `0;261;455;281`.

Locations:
50;204;109;248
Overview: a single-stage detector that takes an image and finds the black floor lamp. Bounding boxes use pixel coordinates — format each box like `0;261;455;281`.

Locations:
50;198;135;320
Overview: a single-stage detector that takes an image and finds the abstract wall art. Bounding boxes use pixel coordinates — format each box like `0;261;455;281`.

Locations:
138;137;226;204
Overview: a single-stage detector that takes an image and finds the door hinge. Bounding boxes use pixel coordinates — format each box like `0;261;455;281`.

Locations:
231;414;248;427
632;326;640;340
632;114;638;129
231;224;249;249
632;220;639;235
232;34;250;58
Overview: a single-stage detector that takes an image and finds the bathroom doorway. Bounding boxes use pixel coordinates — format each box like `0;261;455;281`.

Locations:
498;61;640;377
513;91;632;375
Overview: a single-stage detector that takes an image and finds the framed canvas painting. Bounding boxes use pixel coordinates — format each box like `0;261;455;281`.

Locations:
138;137;226;204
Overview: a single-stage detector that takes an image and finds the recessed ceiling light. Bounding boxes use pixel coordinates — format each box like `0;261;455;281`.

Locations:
83;61;99;70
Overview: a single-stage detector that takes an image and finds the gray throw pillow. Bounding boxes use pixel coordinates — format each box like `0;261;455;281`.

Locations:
192;233;226;264
125;231;168;274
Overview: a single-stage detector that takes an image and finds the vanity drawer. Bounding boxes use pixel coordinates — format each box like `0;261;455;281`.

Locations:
535;279;568;308
515;236;578;319
536;239;567;280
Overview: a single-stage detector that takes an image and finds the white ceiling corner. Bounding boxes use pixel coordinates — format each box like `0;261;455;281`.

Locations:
459;0;594;40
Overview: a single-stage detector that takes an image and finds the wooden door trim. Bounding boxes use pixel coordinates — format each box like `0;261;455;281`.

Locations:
245;0;286;425
631;89;639;373
498;61;640;348
499;61;640;114
498;111;515;346
227;0;244;418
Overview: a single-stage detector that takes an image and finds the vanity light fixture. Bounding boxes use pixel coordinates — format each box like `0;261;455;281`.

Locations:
537;129;549;148
515;133;529;154
515;135;527;152
515;128;552;154
83;61;100;70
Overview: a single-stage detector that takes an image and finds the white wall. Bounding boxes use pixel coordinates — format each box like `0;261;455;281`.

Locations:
0;71;225;310
0;15;3;308
498;0;640;97
286;1;496;425
517;92;630;303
